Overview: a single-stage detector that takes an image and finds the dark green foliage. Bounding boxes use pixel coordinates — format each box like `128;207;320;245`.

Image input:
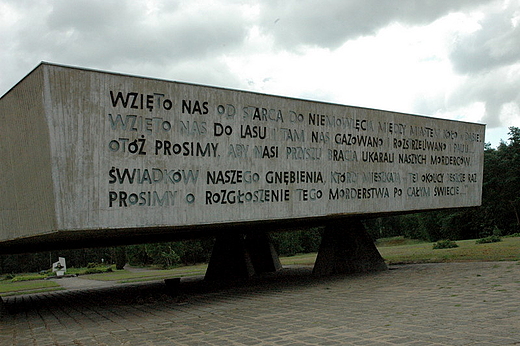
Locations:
0;239;215;274
144;243;181;268
83;267;113;274
366;212;451;242
126;244;150;266
476;235;502;244
271;231;303;256
366;127;520;242
3;273;15;280
364;217;407;239
298;227;323;253
478;127;520;235
432;240;458;249
271;228;322;256
0;247;117;274
176;238;214;265
125;239;214;268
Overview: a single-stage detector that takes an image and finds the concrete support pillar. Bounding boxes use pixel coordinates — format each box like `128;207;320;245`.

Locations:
205;231;281;281
0;296;7;319
245;232;282;274
205;233;255;281
115;246;126;270
313;219;387;276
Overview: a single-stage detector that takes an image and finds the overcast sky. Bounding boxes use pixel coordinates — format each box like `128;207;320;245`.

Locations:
1;0;519;147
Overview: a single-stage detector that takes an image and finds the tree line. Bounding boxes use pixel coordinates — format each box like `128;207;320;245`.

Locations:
364;127;520;241
1;127;519;274
0;230;323;274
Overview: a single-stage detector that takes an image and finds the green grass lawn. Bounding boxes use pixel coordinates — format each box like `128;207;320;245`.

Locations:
81;265;208;283
281;236;520;265
379;236;520;264
0;280;62;296
1;236;518;296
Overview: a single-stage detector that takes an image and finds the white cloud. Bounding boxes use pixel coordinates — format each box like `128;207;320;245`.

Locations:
0;0;518;147
255;0;490;49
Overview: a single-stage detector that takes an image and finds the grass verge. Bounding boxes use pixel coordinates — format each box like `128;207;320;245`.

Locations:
379;236;520;264
0;280;63;296
81;264;208;283
280;236;520;266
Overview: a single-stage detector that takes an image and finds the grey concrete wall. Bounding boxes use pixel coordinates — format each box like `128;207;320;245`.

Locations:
0;66;56;241
0;63;485;242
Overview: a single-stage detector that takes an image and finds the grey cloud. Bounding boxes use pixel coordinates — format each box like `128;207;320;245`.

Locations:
447;68;520;128
450;3;520;74
16;1;249;69
47;0;123;33
2;0;519;131
0;0;253;95
257;0;490;49
446;1;520;129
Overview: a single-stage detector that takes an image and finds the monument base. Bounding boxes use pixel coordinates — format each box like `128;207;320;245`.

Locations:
205;232;281;281
0;296;7;319
313;219;388;276
245;232;283;273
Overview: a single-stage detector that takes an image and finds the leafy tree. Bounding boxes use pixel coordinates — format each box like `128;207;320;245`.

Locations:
126;244;151;266
367;127;520;241
144;243;181;268
478;127;520;234
271;228;322;256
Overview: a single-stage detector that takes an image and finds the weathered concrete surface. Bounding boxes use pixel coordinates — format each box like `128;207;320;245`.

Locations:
2;262;519;345
1;62;485;253
313;219;388;276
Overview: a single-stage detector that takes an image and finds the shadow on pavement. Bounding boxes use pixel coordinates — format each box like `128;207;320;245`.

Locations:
5;266;380;316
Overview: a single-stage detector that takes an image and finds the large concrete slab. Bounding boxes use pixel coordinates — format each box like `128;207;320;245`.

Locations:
0;63;485;248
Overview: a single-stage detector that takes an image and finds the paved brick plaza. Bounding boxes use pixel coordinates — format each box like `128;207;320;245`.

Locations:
2;262;519;345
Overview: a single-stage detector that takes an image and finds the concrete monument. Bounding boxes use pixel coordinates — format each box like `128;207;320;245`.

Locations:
0;62;485;279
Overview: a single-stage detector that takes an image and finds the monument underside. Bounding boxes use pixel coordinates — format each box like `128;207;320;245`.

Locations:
0;208;469;254
0;62;485;277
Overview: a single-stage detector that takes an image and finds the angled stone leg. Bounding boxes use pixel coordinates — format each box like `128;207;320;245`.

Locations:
313;219;387;276
205;233;255;281
0;296;7;319
245;232;282;274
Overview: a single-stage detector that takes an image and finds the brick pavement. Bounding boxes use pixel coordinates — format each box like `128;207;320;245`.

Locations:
1;261;519;345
